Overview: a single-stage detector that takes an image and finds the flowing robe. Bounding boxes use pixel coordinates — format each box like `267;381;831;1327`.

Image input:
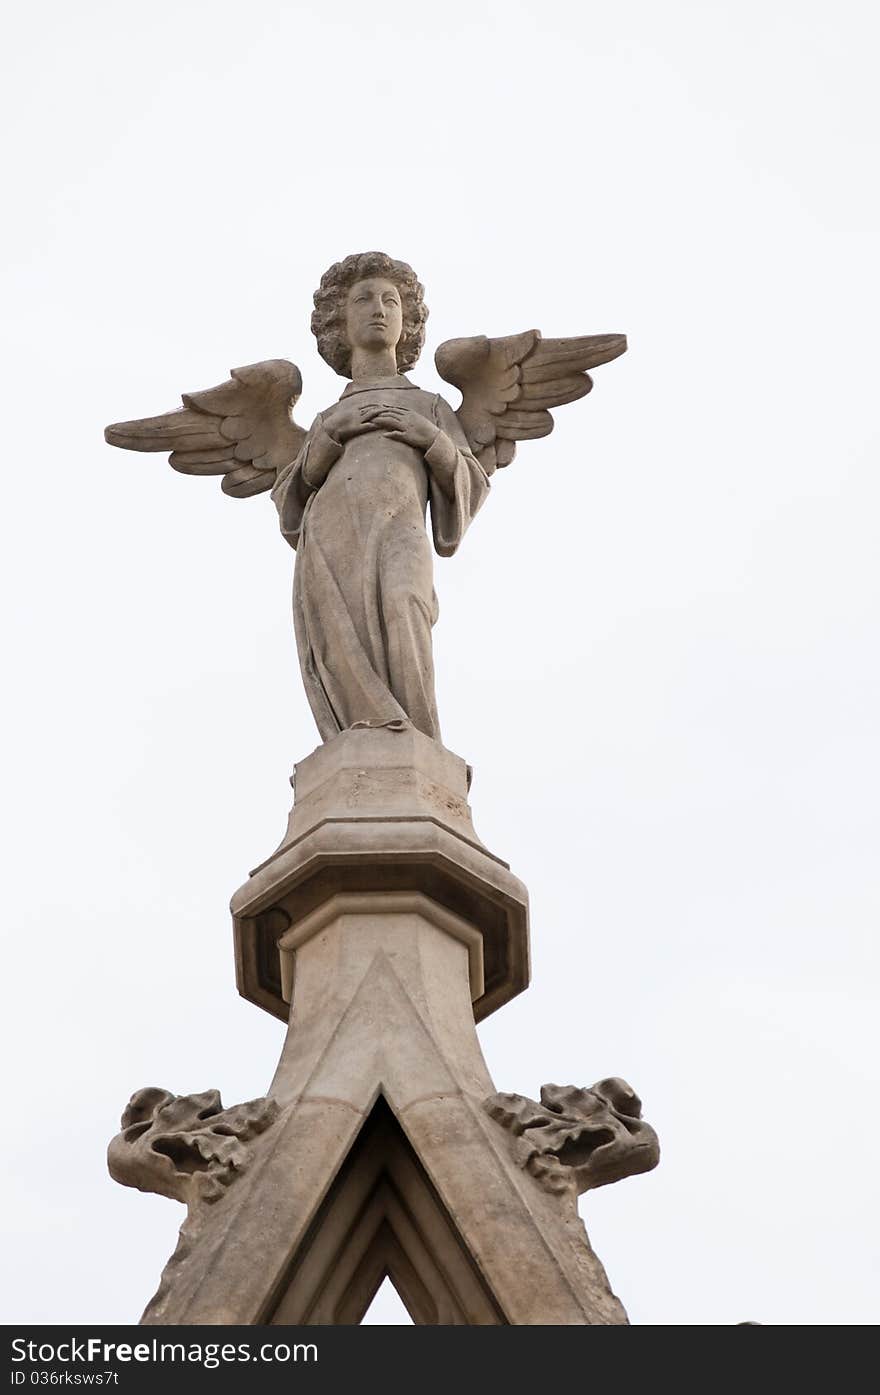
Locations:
271;376;490;742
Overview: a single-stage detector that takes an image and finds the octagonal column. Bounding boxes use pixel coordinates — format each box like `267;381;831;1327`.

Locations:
230;725;530;1029
268;889;494;1106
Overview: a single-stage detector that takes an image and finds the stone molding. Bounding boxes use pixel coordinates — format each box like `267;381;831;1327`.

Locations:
277;890;485;1005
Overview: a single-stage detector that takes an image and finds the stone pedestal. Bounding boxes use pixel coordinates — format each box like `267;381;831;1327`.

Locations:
108;728;656;1325
232;725;530;1025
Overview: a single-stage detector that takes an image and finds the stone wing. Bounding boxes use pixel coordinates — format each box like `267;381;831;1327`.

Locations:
435;330;626;474
105;359;306;498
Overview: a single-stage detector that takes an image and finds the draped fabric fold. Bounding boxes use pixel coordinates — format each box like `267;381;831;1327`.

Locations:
271;379;489;741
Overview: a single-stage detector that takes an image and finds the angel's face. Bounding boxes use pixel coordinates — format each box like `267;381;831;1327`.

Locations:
345;278;403;356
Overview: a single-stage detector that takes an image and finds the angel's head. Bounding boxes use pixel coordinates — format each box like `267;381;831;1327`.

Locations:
312;252;428;378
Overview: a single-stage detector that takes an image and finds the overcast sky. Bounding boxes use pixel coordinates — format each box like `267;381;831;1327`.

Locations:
2;1;877;1326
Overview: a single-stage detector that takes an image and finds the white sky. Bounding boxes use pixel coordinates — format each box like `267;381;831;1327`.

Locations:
2;0;878;1327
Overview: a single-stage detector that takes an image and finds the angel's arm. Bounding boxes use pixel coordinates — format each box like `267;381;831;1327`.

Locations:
435;331;627;474
426;396;490;557
424;396;489;497
270;413;344;550
104;359;306;499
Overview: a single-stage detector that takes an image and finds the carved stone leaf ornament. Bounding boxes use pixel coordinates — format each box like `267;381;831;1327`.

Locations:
108;1086;279;1208
485;1078;660;1196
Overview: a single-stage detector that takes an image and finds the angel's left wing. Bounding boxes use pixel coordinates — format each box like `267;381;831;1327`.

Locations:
435;330;626;475
105;359;306;498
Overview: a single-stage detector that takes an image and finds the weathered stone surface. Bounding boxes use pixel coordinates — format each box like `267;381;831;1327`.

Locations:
107;1086;281;1322
232;725;530;1024
108;1087;279;1206
101;252;642;1327
104;251;625;742
133;892;630;1326
484;1079;660;1196
108;761;654;1324
268;1101;506;1325
103;359;305;498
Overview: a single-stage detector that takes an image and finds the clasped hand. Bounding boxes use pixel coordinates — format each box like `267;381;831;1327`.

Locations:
328;401;440;451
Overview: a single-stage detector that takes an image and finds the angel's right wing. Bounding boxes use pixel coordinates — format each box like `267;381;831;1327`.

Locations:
104;359;306;498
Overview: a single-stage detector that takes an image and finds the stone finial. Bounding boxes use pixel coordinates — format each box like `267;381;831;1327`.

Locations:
484;1078;659;1196
108;1087;279;1208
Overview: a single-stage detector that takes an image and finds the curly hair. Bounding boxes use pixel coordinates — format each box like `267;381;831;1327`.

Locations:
311;251;428;378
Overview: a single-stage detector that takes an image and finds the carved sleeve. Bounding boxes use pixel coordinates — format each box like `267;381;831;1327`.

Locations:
426;396;491;558
271;414;343;550
301;415;344;489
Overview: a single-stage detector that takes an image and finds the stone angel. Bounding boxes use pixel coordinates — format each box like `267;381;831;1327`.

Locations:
105;252;626;743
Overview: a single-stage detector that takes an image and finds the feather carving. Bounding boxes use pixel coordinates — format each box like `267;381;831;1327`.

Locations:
435;331;626;472
105;359;306;498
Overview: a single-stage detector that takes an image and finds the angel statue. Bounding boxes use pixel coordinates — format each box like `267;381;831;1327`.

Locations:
105;252;626;743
